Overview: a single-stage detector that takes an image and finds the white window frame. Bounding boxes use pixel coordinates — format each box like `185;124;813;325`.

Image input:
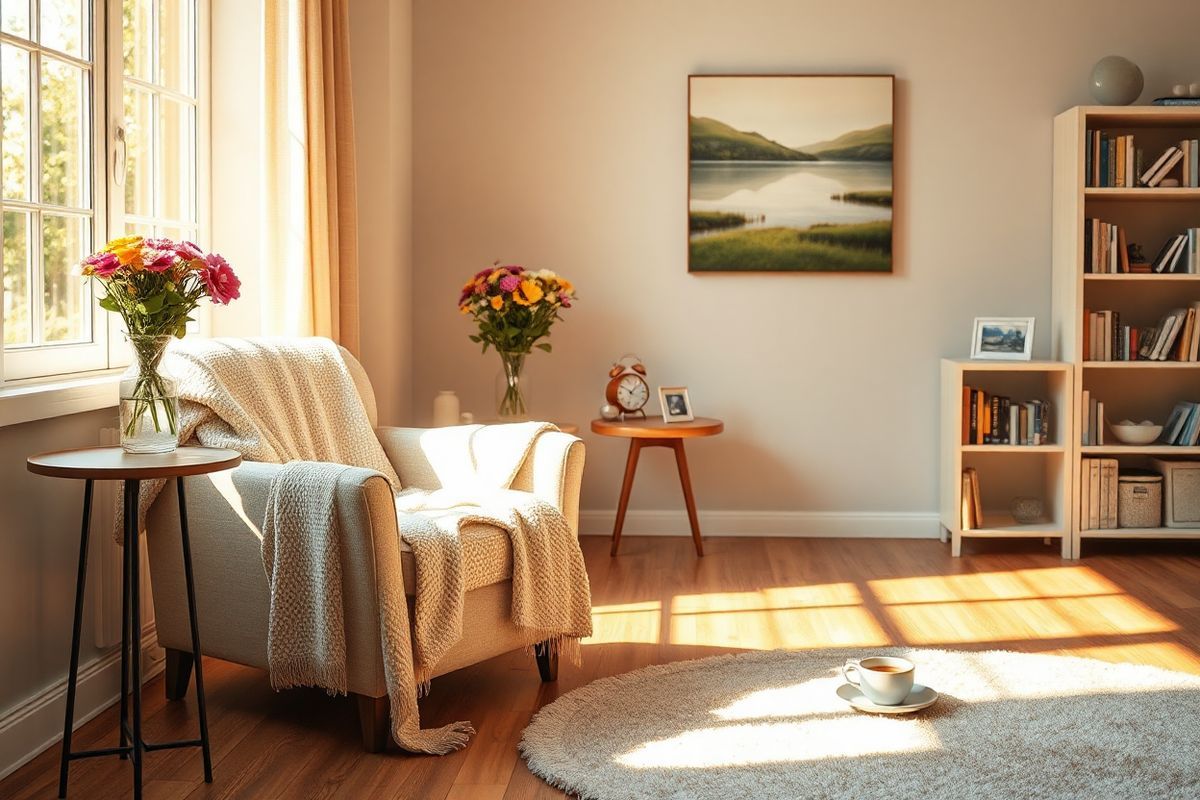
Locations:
0;0;210;384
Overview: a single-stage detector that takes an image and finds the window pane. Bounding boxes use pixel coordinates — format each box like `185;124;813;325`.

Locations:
122;0;152;81
158;0;192;95
41;56;88;208
41;213;89;342
1;0;29;38
157;96;192;222
125;220;153;237
1;44;30;200
2;210;31;344
40;0;85;58
123;86;152;215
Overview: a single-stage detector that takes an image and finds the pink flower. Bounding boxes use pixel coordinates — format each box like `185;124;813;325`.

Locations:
503;265;525;273
474;267;494;280
202;253;241;304
498;274;520;293
83;252;120;277
559;296;572;308
142;248;176;272
175;240;204;260
142;237;175;251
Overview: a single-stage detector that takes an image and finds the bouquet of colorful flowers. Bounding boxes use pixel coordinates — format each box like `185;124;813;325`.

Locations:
81;236;240;451
458;263;575;417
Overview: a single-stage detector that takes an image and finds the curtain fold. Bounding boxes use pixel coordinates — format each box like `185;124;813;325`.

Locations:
262;0;361;355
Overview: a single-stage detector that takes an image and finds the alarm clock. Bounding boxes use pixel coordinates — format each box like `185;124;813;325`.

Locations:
605;354;650;418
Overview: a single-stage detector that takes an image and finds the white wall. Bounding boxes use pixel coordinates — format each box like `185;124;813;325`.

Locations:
410;0;1200;527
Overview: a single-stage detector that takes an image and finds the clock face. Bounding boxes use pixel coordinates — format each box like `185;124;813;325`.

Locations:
616;374;649;410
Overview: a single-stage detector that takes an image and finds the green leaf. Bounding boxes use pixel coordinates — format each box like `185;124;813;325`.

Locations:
468;334;482;343
535;343;552;352
98;295;119;312
139;293;166;313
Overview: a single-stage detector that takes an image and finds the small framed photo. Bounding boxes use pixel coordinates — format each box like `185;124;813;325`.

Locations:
658;386;694;423
970;317;1035;361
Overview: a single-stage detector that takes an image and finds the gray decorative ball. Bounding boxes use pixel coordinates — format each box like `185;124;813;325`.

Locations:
1090;56;1144;105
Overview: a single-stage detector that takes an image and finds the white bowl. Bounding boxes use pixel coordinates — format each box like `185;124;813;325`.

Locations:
1109;420;1163;445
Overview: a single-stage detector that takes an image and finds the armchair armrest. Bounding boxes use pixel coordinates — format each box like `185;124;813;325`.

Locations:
145;460;400;696
375;426;585;535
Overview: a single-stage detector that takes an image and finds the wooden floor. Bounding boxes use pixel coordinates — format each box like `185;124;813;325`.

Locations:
4;534;1200;800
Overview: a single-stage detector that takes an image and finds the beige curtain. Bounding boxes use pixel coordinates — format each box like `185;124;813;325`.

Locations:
262;0;360;355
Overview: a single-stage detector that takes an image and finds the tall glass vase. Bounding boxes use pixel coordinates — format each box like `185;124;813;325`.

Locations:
119;334;180;453
495;350;530;420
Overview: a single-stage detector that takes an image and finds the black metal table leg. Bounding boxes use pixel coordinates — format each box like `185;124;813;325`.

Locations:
119;502;130;761
124;479;143;800
176;477;212;782
58;480;93;799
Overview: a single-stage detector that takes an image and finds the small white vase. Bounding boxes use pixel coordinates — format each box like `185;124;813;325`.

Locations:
433;390;461;427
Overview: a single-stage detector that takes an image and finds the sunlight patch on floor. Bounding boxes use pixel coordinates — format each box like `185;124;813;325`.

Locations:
868;567;1121;605
669;585;890;650
1054;641;1200;675
884;594;1178;646
616;716;940;769
585;601;662;645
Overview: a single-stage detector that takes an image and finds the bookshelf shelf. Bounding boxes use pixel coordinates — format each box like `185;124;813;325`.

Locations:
1081;444;1200;455
1083;273;1200;281
1083;361;1200;368
940;359;1071;558
1080;527;1200;540
1084;188;1200;201
1053;105;1200;558
961;444;1065;453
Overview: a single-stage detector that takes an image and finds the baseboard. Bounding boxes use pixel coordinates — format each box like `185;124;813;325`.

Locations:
579;509;941;539
0;625;164;782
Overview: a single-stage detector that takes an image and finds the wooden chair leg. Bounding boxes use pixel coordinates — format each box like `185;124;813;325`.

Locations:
355;693;390;753
164;647;194;701
535;640;559;682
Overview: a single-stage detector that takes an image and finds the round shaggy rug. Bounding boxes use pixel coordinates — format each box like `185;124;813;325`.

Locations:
519;648;1200;799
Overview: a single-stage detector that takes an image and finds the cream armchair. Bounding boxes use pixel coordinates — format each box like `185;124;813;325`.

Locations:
143;352;584;751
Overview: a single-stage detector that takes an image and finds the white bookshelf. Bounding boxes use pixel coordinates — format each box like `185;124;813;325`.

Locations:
939;359;1073;557
1052;105;1200;557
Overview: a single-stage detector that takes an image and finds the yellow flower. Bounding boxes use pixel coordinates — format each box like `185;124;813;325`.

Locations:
514;279;544;306
103;235;143;254
459;304;470;314
558;278;574;295
490;295;503;310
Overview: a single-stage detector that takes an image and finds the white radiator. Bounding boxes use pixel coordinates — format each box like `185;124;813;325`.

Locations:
92;428;155;650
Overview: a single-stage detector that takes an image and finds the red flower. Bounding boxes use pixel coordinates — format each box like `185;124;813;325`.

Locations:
202;253;241;304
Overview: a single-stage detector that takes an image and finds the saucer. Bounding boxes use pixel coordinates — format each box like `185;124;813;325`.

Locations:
836;683;938;714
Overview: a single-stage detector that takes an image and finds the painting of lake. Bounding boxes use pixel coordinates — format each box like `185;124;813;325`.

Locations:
688;75;894;273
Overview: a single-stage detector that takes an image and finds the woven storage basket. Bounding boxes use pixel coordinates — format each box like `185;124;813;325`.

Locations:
1118;470;1162;528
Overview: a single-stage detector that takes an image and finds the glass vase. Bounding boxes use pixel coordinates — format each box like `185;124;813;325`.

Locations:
119;335;180;453
494;351;530;420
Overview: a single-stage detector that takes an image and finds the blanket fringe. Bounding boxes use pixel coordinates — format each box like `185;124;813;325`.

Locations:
393;719;476;755
269;656;348;696
524;633;584;668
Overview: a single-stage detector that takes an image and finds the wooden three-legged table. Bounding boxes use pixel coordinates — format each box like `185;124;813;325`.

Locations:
590;415;724;556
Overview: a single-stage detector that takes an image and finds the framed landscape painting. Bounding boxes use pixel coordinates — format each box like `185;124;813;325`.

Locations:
688;75;894;273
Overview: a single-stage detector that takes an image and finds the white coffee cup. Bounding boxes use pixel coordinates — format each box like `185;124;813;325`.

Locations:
842;656;915;705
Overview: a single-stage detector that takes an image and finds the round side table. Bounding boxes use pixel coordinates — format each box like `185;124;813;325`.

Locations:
28;446;241;800
591;415;724;557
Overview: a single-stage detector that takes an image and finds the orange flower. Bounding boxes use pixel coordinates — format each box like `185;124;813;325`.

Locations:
513;279;544;306
490;295;504;310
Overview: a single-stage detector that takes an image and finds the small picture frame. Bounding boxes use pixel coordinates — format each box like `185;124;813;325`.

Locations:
970;317;1035;361
658;386;694;422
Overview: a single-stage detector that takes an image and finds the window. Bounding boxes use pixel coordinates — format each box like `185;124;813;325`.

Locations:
0;0;206;381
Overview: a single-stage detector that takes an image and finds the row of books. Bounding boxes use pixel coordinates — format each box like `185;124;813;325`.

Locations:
1087;133;1200;188
1083;223;1200;274
1082;304;1200;361
1080;390;1107;446
1149;230;1200;273
960;388;1052;445
1086;132;1142;187
960;467;983;530
1080;458;1119;530
1162;401;1200;446
1083;220;1133;272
